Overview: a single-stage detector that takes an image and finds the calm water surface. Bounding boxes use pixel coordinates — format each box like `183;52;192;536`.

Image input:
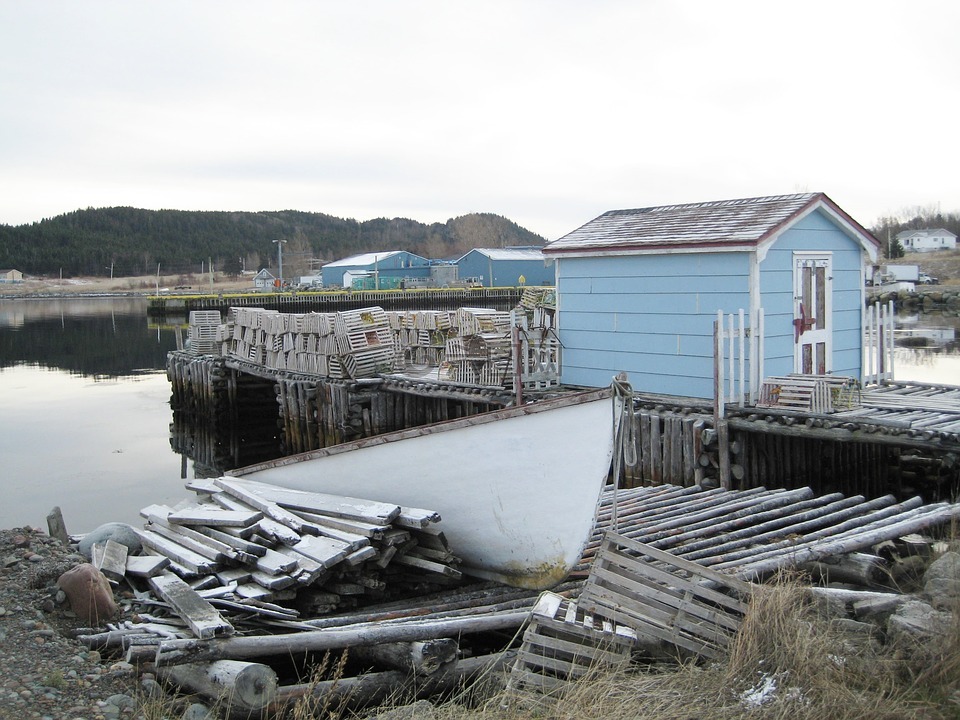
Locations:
0;297;191;532
0;297;957;534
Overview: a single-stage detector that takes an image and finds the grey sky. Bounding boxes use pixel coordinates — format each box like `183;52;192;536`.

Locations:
1;1;957;240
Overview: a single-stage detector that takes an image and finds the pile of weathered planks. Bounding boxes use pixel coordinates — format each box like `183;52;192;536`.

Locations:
130;476;462;624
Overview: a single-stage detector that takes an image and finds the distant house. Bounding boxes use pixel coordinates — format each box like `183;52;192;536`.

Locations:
455;247;554;288
896;228;957;252
542;193;880;398
0;269;23;283
253;269;276;291
321;251;430;289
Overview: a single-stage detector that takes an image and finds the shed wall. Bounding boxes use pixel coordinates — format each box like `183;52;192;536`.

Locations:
555;252;751;396
760;212;866;380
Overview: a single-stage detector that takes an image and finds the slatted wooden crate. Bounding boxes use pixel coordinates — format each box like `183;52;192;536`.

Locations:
509;591;636;695
577;533;752;662
334;307;389;334
757;374;861;413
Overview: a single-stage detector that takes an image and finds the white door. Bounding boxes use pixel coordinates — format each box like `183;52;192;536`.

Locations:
793;253;832;374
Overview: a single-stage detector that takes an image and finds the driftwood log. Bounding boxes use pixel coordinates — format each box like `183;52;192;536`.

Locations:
799;552;890;587
267;651;515;716
159;660;278;712
350;638;459;675
129;611;530;667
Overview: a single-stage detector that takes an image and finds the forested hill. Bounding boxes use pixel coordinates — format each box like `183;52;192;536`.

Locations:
0;207;546;278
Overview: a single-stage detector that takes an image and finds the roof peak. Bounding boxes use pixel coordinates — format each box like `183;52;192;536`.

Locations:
605;192;821;217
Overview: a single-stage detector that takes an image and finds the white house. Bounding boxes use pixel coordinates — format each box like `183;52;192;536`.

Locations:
253;268;276;291
0;269;23;283
896;228;957;252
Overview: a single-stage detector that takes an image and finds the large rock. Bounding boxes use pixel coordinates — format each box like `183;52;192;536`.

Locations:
77;522;141;560
886;598;953;647
57;563;118;624
923;551;960;610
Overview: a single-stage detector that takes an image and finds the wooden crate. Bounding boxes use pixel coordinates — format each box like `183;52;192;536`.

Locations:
577;533;753;662
509;592;635;695
757;374;861;413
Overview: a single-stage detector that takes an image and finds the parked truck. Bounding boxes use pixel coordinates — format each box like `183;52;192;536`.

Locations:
872;264;919;285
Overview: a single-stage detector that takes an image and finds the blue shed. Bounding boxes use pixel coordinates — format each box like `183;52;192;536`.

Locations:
321;250;431;289
542;193;880;398
455;247;554;288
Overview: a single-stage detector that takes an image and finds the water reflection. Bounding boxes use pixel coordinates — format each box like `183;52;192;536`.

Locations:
892;309;960;385
0;297;177;377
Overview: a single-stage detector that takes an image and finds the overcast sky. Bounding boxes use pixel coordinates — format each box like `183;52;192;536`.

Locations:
1;1;957;240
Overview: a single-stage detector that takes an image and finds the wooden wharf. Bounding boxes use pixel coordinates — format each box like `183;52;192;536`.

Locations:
148;286;524;318
169;344;960;505
166;300;960;504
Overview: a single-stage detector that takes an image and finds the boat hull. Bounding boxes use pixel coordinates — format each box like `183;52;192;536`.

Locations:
231;388;617;589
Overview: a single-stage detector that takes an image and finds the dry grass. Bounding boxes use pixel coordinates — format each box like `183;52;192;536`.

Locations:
133;571;959;719
441;573;959;720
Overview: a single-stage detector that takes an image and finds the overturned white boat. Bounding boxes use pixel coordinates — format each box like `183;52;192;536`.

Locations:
230;387;620;589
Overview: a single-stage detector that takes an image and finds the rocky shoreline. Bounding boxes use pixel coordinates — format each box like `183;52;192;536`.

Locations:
868;285;960;312
4;517;959;719
0;526;208;720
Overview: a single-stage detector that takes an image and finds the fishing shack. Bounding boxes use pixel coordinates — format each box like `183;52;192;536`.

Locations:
542;193;881;398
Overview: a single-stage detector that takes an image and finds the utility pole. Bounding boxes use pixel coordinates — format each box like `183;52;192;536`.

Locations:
273;239;287;289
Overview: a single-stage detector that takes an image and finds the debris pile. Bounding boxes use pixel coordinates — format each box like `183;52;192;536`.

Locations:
82;475;463;651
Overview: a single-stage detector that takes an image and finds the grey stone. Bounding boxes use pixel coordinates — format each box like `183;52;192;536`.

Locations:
77;522;142;559
141;676;165;700
105;692;136;709
886;599;953;646
922;551;960;609
182;702;215;720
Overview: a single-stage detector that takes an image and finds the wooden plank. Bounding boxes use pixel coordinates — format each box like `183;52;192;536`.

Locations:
142;505;255;563
214;477;314;534
394;507;442;529
255;547;300;576
288;534;351;569
93;539;129;582
195;526;267;556
125;554;171;579
344;545;378;566
167;506;263;528
393;553;462;579
294;510;388;540
148;572;235;640
134;529;217;575
220;477;402;524
273;546;327;585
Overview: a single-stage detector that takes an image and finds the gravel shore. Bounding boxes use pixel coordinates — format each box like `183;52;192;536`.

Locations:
0;526;173;720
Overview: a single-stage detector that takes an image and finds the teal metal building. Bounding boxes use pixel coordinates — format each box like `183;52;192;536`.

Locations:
321;251;431;289
455;247;554;288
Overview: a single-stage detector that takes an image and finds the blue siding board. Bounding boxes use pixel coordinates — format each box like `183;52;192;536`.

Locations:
560;253;747;278
560;311;737;336
561;328;715;357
